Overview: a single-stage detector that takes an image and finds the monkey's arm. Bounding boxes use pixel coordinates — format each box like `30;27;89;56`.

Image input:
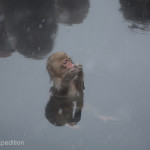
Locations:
74;64;85;90
51;68;80;96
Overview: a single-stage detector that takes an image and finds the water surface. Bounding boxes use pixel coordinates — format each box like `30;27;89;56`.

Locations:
0;0;150;150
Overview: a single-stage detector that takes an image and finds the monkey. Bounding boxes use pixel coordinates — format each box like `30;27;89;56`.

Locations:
45;52;84;126
46;52;84;97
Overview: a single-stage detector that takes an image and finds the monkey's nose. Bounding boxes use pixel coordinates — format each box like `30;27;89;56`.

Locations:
67;62;74;69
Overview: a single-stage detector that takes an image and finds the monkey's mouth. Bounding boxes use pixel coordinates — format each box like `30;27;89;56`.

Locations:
67;66;75;71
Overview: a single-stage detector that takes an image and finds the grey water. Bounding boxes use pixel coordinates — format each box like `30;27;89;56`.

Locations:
0;0;150;150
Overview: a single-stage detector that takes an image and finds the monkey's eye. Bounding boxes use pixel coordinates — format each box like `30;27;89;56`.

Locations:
67;58;71;61
63;60;67;64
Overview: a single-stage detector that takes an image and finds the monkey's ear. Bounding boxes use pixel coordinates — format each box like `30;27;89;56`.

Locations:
49;71;55;82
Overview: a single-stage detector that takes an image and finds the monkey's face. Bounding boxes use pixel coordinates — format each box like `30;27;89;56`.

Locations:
62;57;75;71
47;52;75;78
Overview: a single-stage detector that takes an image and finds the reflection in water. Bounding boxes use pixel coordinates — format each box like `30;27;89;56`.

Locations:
56;0;90;25
45;93;84;127
98;115;118;123
0;5;14;57
84;104;118;123
1;0;57;59
0;0;90;59
120;0;150;30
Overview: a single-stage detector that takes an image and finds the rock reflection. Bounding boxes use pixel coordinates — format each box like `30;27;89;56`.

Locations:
45;93;83;127
0;6;14;58
0;0;90;59
1;0;57;59
120;0;150;30
56;0;90;25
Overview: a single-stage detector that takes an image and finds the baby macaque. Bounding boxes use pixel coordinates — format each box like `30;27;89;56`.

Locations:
46;52;84;96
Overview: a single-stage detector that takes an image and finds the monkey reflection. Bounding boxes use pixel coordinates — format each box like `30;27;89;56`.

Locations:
56;0;90;25
120;0;150;30
45;93;83;126
45;52;84;126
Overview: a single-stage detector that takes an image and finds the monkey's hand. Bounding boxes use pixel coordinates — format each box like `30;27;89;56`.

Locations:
74;64;83;78
62;67;80;86
56;68;80;94
75;64;83;71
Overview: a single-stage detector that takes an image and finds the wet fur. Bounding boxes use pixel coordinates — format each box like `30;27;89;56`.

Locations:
46;52;84;96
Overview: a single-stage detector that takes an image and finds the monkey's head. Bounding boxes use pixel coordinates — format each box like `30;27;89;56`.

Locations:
46;52;75;80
